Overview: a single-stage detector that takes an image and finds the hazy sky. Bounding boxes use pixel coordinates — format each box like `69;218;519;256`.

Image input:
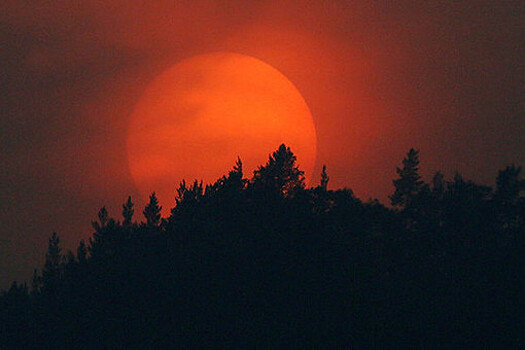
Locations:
1;1;523;287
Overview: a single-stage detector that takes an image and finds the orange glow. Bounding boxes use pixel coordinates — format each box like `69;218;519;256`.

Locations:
127;52;317;210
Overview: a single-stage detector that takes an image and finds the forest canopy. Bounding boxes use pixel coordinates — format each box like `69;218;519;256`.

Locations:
1;145;523;348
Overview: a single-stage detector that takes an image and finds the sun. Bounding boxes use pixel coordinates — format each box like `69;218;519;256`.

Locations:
127;52;317;210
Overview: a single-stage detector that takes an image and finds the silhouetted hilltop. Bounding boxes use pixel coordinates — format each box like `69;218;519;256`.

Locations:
1;145;523;348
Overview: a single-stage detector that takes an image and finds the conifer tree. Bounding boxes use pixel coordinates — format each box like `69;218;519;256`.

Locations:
390;148;423;208
220;157;246;193
233;157;243;177
252;144;305;196
495;165;524;205
431;171;445;195
31;269;40;295
494;165;524;229
77;240;87;264
122;196;135;226
144;192;162;227
92;206;108;232
229;157;244;187
320;165;329;190
42;232;62;294
89;206;115;258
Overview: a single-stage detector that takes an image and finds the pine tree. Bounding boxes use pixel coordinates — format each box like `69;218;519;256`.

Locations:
175;180;204;207
312;165;332;214
92;206;108;232
89;206;116;258
216;157;246;194
228;157;245;188
320;165;329;190
390;148;424;208
144;192;162;227
252;144;305;196
495;165;523;205
122;196;135;226
31;269;40;295
233;157;243;177
42;232;62;294
494;165;524;229
431;171;445;195
77;240;87;264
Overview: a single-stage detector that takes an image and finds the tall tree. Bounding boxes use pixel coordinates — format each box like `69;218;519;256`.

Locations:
42;232;62;294
252;144;305;196
91;206;108;232
89;206;117;259
320;165;329;190
494;165;524;205
390;148;424;208
212;157;246;195
175;180;204;207
227;157;245;191
122;196;135;226
494;165;524;229
431;171;445;197
31;269;40;295
144;192;162;227
77;240;87;264
312;165;333;214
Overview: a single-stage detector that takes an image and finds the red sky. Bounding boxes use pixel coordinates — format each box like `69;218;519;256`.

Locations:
1;1;523;287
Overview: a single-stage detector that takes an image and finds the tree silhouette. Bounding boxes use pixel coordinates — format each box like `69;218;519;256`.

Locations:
76;240;87;264
495;164;524;204
122;196;135;227
31;269;40;295
91;206;108;232
144;192;162;227
89;206;116;258
174;180;204;207
42;232;62;295
222;157;246;191
320;165;329;190
0;144;523;349
252;143;305;196
231;157;243;181
494;165;524;230
431;171;445;196
391;148;423;208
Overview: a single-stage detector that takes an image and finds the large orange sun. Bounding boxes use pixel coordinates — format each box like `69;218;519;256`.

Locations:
127;52;317;210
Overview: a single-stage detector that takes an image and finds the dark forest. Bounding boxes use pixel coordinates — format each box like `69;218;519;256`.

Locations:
1;145;523;348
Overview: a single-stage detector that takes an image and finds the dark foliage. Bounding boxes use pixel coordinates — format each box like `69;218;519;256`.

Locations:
122;196;135;227
143;193;162;227
391;147;424;208
1;146;523;348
